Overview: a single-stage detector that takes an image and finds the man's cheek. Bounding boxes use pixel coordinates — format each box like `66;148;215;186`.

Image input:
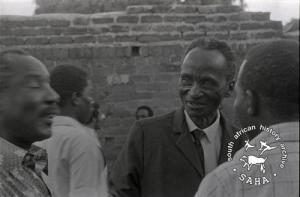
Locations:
206;90;223;106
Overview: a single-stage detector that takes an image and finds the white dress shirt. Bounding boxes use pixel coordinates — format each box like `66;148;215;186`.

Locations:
37;116;107;197
184;110;222;174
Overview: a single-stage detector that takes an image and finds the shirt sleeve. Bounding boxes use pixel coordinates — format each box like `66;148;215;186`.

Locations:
109;121;144;197
68;133;107;197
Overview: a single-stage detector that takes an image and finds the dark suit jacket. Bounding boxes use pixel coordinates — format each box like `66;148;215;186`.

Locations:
109;108;246;197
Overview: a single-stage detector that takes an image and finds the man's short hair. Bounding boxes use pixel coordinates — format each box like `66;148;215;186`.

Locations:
184;37;236;82
50;65;88;107
240;39;299;117
136;105;154;117
0;49;29;91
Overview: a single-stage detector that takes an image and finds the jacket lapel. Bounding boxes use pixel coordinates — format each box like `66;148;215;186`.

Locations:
218;113;236;164
172;108;205;177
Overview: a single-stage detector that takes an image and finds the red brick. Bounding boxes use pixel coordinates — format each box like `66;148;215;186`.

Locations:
116;16;139;23
126;5;153;14
92;17;114;24
73;17;90;25
135;91;154;100
136;82;171;91
115;47;131;57
38;27;63;36
216;5;241;13
12;28;38;36
64;27;89;35
164;15;183;23
111;25;129;33
177;25;195;32
115;35;136;42
264;21;283;31
33;47;53;60
97;35;114;43
207;15;228;23
93;46;115;58
73;35;96;43
251;12;270;21
230;32;248;40
173;6;198;13
89;27;110;34
228;12;251;21
49;36;73;44
152;5;172;13
0;37;24;46
183;15;206;24
48;19;71;27
141;15;163;23
158;63;181;73
52;47;68;59
25;37;49;45
130;75;151;83
138;34;160;42
158;33;181;42
183;32;205;41
152;24;176;32
252;30;282;39
215;23;239;31
131;25;151;32
22;19;48;27
240;22;262;30
68;47;81;59
197;5;218;14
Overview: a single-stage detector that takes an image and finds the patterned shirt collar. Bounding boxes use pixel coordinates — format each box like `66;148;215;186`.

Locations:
0;137;47;171
0;137;27;168
184;110;221;143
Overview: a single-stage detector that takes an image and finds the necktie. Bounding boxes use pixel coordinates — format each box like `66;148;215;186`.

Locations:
191;129;205;173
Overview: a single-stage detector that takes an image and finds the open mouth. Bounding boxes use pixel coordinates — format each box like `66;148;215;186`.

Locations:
39;108;59;127
186;101;207;109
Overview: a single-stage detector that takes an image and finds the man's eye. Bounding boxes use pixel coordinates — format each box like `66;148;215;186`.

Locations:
201;80;217;87
26;81;41;88
181;78;193;86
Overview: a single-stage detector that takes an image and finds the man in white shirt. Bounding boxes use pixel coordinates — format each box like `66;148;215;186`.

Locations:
39;65;107;197
195;40;299;197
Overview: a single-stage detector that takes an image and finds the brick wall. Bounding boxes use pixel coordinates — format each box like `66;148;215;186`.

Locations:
0;4;283;164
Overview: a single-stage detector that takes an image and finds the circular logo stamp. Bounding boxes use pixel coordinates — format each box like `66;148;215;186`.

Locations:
227;124;288;186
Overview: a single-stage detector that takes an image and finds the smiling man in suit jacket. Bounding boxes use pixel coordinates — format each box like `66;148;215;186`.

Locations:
109;38;247;197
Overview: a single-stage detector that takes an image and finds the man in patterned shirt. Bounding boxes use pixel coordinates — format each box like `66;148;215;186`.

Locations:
0;49;59;196
194;40;299;197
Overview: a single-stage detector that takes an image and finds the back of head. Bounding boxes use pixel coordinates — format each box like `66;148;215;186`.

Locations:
50;65;87;107
136;105;154;120
241;39;299;119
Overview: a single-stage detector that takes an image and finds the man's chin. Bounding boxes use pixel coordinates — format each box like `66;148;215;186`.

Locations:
35;126;52;141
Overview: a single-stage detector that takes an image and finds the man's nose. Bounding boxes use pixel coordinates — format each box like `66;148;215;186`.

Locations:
189;83;204;97
45;85;60;104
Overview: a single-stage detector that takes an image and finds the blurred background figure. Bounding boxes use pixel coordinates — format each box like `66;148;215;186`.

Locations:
135;105;154;120
38;65;107;197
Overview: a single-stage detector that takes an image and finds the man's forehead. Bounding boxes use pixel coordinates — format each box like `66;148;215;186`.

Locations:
181;48;227;71
9;54;48;74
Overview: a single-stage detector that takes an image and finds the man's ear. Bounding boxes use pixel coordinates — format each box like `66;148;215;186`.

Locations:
245;90;258;116
224;80;235;97
71;92;80;106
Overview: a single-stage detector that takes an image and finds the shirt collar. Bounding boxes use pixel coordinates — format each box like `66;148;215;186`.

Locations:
184;110;221;143
0;137;28;168
52;115;84;129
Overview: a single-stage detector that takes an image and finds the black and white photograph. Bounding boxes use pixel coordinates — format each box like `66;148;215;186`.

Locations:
0;0;299;196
